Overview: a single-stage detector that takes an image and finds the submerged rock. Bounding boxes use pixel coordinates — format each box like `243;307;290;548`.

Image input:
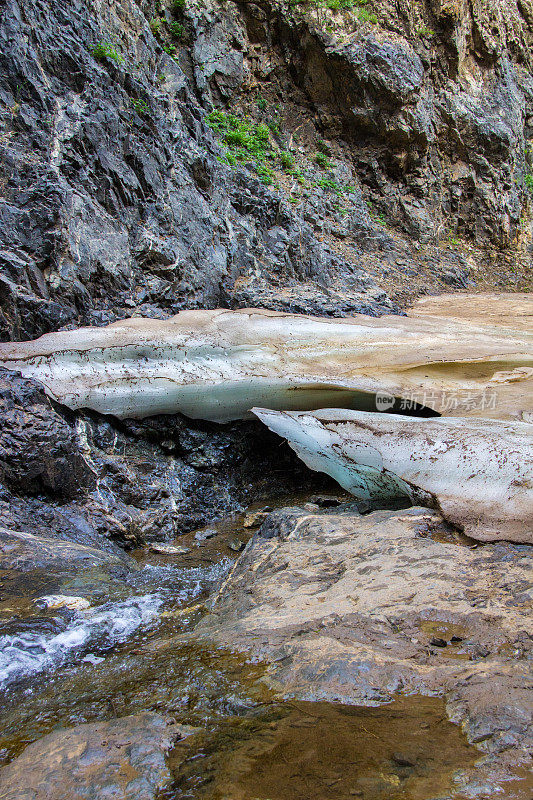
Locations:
0;713;198;800
0;297;531;422
34;595;91;611
253;408;533;543
195;504;533;793
148;543;189;556
172;696;481;800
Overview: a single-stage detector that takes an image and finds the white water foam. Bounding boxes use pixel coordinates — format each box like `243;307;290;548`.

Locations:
0;558;233;691
0;593;162;690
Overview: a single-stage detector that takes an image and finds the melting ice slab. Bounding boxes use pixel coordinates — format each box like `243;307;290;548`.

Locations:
0;298;531;422
252;408;533;544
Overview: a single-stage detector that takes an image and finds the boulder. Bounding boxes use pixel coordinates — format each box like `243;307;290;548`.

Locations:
0;713;198;800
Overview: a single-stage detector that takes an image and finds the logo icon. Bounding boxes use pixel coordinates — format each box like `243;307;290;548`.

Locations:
375;392;395;412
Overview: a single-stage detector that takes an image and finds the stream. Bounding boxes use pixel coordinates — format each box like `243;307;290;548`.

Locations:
0;491;499;800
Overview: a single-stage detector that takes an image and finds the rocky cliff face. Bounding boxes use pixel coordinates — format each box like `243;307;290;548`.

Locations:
0;0;389;344
0;0;531;345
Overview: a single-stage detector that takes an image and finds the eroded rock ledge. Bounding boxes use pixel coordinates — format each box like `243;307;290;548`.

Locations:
254;408;533;542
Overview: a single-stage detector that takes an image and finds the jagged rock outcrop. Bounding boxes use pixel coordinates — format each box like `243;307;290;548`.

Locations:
0;0;396;344
0;368;330;548
190;0;533;252
0;0;531;344
0;369;94;497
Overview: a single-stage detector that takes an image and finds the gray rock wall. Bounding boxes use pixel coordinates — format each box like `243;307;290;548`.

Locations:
0;0;394;343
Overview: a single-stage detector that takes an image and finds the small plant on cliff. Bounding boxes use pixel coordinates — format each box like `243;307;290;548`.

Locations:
92;42;124;64
131;98;150;116
525;173;533;194
325;0;364;10
171;0;186;13
279;151;295;170
416;25;435;37
292;168;308;186
315;152;332;170
150;17;163;38
207;110;278;184
208;111;271;157
256;163;275;185
316;176;342;194
356;6;377;24
169;21;185;39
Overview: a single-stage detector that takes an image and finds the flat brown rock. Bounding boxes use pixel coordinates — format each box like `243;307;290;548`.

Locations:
196;505;533;795
409;292;533;332
0;713;197;800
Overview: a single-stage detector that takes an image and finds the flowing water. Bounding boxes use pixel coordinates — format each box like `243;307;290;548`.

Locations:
0;494;504;798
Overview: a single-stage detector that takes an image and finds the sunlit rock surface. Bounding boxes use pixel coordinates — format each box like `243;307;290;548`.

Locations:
195;505;533;795
252;408;533;543
408;292;533;333
0;713;197;800
0;294;531;422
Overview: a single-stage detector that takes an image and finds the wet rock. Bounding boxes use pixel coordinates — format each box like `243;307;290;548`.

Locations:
0;367;332;550
309;495;343;508
0;713;198;800
195;504;533;790
34;595;91;611
0;524;135;607
0;370;94;498
195;527;218;543
227;537;245;552
243;510;269;528
0;527;132;576
148;543;190;556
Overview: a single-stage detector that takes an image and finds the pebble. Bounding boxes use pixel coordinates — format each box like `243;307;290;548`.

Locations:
228;538;245;552
149;543;190;555
194;528;217;543
35;595;91;611
243;511;269;528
